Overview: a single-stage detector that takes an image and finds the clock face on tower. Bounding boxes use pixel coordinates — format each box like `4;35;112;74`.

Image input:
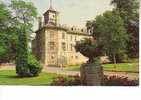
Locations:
44;10;58;26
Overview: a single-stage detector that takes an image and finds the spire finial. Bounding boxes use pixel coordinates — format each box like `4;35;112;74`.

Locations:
50;0;52;8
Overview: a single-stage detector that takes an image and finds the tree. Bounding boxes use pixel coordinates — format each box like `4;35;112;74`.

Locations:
111;0;139;58
127;20;139;57
0;2;18;63
0;0;42;77
0;2;10;63
10;0;38;77
90;11;128;65
111;0;139;24
75;38;103;63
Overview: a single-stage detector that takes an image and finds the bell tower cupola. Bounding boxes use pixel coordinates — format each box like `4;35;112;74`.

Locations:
44;0;59;26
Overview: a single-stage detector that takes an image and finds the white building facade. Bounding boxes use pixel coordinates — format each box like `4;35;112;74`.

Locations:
32;3;90;67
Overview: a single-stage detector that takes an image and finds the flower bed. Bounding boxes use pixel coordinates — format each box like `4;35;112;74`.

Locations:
51;75;81;86
103;75;139;86
51;75;139;86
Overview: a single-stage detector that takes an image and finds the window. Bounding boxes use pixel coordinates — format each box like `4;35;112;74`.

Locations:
71;28;73;31
75;56;78;59
75;36;77;41
49;42;55;50
62;33;65;39
70;35;73;41
70;44;73;51
50;33;54;39
71;56;73;59
62;42;66;51
51;56;54;59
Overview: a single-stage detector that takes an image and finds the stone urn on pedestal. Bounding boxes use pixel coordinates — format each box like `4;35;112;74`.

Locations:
75;38;103;86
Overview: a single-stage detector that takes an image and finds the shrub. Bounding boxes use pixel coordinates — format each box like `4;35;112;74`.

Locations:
103;75;139;86
16;52;43;77
27;53;43;77
51;75;81;86
16;30;29;77
51;75;139;86
127;58;139;63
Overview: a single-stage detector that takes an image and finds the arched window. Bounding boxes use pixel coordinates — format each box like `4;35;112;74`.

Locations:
70;44;73;51
62;33;65;39
62;42;66;51
49;42;55;50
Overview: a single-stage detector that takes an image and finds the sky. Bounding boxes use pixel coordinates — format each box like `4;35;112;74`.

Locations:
29;0;114;30
3;0;114;30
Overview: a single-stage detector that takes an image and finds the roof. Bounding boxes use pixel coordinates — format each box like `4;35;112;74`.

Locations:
36;24;90;36
44;6;58;15
48;6;56;11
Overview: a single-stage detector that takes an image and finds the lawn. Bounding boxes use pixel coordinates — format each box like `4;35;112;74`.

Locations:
0;70;58;85
0;63;139;85
65;63;139;72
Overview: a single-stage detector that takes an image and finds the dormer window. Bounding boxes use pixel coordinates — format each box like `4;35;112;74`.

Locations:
71;28;73;31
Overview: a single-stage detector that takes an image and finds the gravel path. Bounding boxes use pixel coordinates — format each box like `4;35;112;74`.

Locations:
0;65;139;80
43;67;139;80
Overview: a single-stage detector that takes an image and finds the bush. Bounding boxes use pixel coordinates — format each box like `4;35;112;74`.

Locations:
127;58;139;63
109;53;128;63
51;75;81;86
103;75;138;86
27;53;43;77
16;30;29;77
51;75;139;86
16;52;43;77
117;53;129;63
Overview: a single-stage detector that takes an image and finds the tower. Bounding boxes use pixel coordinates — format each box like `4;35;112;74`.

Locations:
44;0;59;26
38;17;42;29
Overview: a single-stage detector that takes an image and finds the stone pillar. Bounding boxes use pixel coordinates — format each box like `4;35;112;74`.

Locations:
80;63;103;86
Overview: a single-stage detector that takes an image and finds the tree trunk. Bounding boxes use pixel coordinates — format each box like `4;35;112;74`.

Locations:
113;53;117;68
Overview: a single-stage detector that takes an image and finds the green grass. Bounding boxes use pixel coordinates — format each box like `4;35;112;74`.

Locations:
65;63;139;72
0;70;58;85
0;62;139;85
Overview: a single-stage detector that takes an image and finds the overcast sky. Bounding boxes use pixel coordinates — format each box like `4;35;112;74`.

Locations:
3;0;114;30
